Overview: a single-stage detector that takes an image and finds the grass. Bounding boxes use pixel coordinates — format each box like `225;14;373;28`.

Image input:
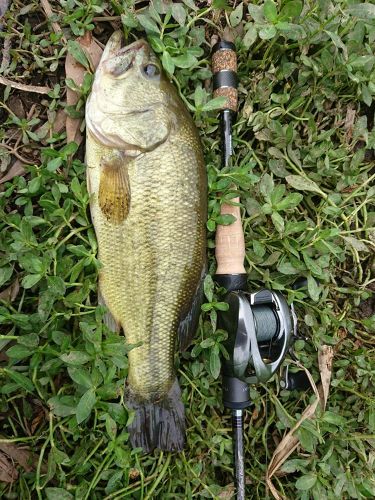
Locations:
0;0;374;498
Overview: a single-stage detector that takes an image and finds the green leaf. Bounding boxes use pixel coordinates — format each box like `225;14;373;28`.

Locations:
303;253;322;276
105;413;117;440
281;459;307;473
121;12;138;28
209;346;221;379
260;173;274;199
76;388;96;424
346;4;375;20
204;274;214;302
277;261;299;275
48;396;76;417
322;411;346;426
295;473;317;490
17;333;39;348
285;175;324;195
307;275;321;302
22;274;42;289
47;276;66;296
213;302;229;311
70;177;82;200
200;337;215;349
46;487;74;500
275;193;303;211
28;176;41;194
216;214;236;225
253;240;265;258
161;51;175;74
172;53;197;69
68;367;92;389
60;351;91;366
6;345;33;359
67;40;91;71
280;0;302;18
47;157;63;172
230;2;243;27
206;219;216;232
148;35;165;54
248;4;264;23
263;0;278;23
171;3;187;25
259;25;277;40
4;368;34;393
271;211;285;233
0;267;13;287
243;24;257;48
137;14;160;33
212;0;229;9
201;96;228;112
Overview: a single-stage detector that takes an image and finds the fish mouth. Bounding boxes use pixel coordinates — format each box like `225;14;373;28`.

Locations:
104;31;149;60
101;33;151;77
101;31;151;69
116;39;149;57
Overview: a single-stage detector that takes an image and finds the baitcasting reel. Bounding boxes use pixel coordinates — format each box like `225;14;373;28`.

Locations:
218;282;310;410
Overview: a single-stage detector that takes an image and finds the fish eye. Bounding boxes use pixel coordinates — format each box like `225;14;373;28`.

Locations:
143;64;160;78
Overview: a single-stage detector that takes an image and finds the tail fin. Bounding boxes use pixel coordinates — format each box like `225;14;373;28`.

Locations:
126;379;185;453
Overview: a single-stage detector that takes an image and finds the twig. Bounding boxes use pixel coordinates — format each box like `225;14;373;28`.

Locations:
0;76;51;95
92;16;121;22
40;0;66;43
1;143;34;165
0;37;11;74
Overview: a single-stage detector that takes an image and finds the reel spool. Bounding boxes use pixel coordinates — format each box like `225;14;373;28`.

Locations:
218;289;296;409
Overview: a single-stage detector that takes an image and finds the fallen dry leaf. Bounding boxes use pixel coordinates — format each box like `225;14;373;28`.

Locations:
344;106;356;142
0;442;37;483
65;32;103;145
0;160;25;184
266;346;334;500
0;443;34;473
31;408;47;435
218;483;235;499
0;452;18;483
0;278;19;303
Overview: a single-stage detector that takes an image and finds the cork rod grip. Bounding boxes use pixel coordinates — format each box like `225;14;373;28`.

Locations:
212;40;238;112
213;41;245;276
215;198;246;275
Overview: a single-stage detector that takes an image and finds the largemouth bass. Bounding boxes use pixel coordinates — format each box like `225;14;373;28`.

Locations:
85;32;207;452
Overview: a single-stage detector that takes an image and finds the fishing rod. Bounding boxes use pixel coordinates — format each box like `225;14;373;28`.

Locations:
212;40;310;499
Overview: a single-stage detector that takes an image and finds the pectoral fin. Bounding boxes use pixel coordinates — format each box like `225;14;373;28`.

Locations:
98;154;130;224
